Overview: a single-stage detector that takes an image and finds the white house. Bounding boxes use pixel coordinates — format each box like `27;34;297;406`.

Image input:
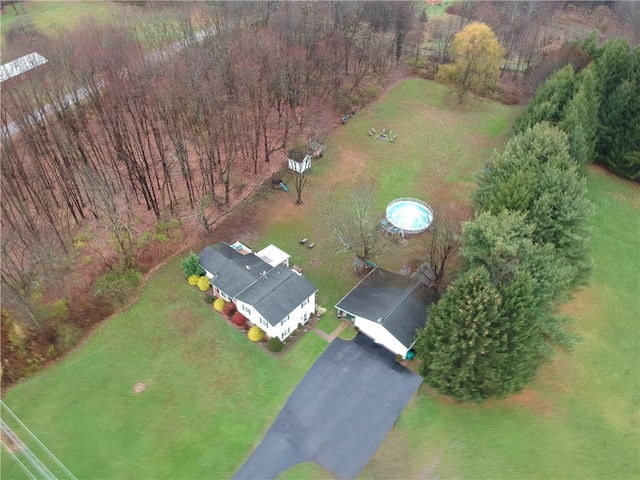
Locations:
199;241;316;341
335;267;438;359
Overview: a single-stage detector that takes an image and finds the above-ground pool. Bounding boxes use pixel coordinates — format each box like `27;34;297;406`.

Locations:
385;198;433;234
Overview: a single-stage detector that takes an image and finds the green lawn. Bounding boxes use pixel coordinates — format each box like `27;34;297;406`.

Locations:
1;1;117;32
1;1;191;61
0;254;328;479
361;167;640;479
316;316;342;335
339;325;358;341
3;79;637;479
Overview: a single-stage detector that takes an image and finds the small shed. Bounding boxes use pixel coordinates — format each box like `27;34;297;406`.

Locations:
288;150;312;174
308;139;325;158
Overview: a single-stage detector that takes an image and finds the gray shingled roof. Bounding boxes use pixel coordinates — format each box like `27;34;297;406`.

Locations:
199;242;317;324
198;243;271;298
235;265;318;326
335;267;437;349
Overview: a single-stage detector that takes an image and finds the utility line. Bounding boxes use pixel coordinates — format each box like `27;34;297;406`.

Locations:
0;418;55;479
1;401;77;480
1;438;38;480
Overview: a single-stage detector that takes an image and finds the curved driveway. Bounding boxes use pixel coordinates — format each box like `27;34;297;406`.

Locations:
234;333;423;479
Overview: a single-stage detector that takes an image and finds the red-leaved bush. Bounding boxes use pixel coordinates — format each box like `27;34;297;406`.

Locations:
232;311;247;327
223;302;237;317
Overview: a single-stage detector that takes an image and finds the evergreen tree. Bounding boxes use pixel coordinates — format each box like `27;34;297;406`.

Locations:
416;267;503;402
475;122;573;215
515;65;576;134
517;38;640;179
461;210;574;303
492;271;547;390
560;64;600;170
594;39;635;101
593;40;640;179
531;159;593;285
180;251;205;278
416;210;581;402
416;266;547;402
474;123;592;287
596;79;640;180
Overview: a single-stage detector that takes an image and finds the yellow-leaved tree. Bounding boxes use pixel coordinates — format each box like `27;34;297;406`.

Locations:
436;22;505;104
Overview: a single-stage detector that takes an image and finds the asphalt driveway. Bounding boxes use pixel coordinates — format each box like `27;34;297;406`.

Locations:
234;333;423;479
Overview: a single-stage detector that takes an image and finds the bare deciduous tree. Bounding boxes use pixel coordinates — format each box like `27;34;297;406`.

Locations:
322;185;387;275
0;224;66;326
420;203;469;293
429;15;459;66
291;169;309;205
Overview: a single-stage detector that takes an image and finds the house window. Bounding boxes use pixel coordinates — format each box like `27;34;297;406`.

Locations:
261;318;268;327
303;312;309;324
243;305;250;314
301;298;309;307
281;327;291;339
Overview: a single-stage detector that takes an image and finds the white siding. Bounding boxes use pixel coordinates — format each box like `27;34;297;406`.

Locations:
354;317;409;358
287;154;312;173
235;292;316;340
203;270;230;300
236;301;254;318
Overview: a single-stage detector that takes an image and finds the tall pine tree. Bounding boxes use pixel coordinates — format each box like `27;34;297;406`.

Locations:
415;266;547;402
593;39;640;179
515;65;576;134
461;210;575;304
474;123;593;287
416;267;503;402
560;64;600;170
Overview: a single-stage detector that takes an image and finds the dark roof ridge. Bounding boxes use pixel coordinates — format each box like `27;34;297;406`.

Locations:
378;271;422;325
247;268;294;304
334;266;378;311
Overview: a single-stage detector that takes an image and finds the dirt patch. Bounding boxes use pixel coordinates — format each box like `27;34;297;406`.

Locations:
0;431;19;452
326;146;372;186
133;382;146;394
170;309;202;338
502;388;557;417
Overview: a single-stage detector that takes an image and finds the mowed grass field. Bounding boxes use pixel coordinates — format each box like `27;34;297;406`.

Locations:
0;253;328;479
0;1;191;61
362;166;640;479
0;1;118;34
2;79;638;479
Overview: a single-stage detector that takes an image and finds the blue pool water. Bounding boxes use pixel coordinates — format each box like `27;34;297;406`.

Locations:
385;198;433;234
